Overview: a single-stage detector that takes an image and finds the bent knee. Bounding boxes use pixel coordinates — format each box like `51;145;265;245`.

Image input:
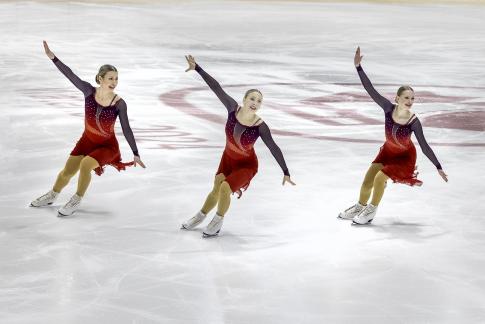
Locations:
60;168;77;178
79;156;98;172
362;174;376;187
374;171;389;184
211;173;226;192
219;181;232;195
214;173;226;184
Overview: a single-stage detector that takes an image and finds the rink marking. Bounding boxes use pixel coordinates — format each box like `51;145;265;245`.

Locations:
159;83;485;147
22;88;216;150
21;86;484;149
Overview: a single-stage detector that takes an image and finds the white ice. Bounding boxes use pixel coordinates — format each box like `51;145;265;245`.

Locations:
1;1;485;323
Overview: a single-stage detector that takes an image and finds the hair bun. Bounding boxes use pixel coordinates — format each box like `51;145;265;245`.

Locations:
96;64;118;85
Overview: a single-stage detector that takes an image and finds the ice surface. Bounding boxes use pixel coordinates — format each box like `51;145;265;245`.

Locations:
1;1;484;323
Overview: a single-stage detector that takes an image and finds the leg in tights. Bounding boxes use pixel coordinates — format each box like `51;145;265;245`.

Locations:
358;163;383;205
216;181;232;217
370;170;389;206
76;156;99;197
201;173;226;214
53;155;84;193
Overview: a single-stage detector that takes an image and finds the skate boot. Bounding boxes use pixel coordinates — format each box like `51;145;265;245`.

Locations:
58;194;82;217
202;214;224;237
338;202;365;220
181;211;207;230
352;204;377;225
30;190;59;207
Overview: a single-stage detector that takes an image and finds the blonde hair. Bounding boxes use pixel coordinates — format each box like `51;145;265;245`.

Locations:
397;85;414;96
244;89;262;99
96;64;117;84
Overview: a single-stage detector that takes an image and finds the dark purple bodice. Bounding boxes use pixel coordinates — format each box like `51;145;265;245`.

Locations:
225;111;260;157
357;65;442;169
51;56;139;156
383;110;416;151
84;93;119;141
195;64;290;176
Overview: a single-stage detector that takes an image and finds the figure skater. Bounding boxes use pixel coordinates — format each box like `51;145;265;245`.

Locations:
30;41;146;216
339;47;448;225
181;55;295;237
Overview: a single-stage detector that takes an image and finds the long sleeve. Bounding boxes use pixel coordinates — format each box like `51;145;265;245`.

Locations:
356;65;394;113
259;123;290;176
195;64;238;113
117;99;139;156
52;56;94;97
411;119;442;170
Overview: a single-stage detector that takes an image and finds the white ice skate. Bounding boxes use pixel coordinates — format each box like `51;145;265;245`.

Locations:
58;194;82;217
30;190;59;207
352;204;377;225
338;202;365;220
181;211;207;230
202;214;224;237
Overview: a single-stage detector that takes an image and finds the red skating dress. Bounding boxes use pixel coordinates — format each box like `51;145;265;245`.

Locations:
357;65;442;186
195;64;290;195
52;57;139;176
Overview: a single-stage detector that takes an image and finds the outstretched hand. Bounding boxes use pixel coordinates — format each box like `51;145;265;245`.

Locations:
438;169;448;182
185;55;196;72
354;46;363;67
282;175;296;186
43;40;55;60
134;156;146;168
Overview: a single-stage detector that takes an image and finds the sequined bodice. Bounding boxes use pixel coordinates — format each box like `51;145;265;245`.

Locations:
384;111;414;150
84;94;118;140
225;111;260;157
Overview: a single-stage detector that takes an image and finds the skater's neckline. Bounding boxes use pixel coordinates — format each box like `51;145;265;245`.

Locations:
91;91;119;108
233;107;263;128
390;106;416;126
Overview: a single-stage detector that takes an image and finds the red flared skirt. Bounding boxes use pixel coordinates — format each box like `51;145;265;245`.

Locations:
71;132;134;176
216;148;258;195
373;141;422;186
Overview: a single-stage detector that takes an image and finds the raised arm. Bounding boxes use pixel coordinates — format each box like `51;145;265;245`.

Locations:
185;55;238;113
44;41;93;97
259;123;291;178
354;47;394;113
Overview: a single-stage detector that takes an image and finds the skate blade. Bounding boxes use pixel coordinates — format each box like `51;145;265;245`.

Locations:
57;211;74;217
351;219;373;225
181;219;205;230
29;202;53;208
181;222;202;230
337;215;353;220
202;230;220;238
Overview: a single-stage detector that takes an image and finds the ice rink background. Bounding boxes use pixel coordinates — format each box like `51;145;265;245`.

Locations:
1;1;485;323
